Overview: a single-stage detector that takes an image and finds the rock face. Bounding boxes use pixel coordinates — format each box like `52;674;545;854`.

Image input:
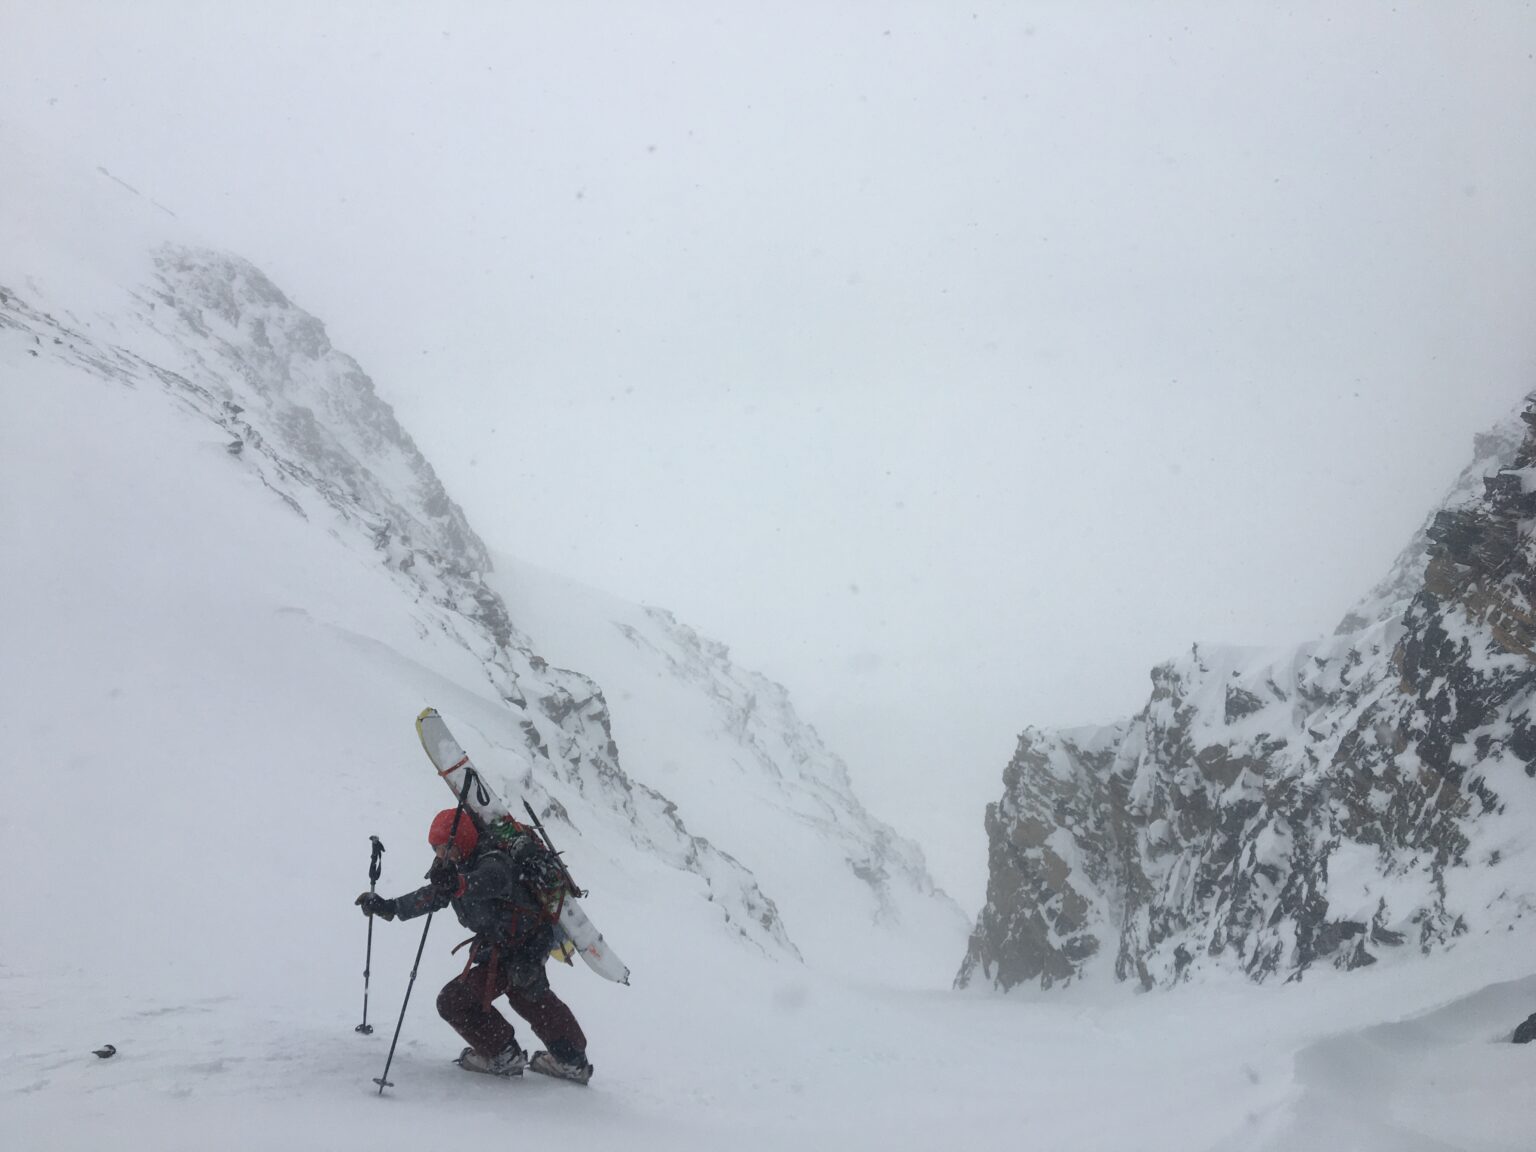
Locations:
960;396;1536;990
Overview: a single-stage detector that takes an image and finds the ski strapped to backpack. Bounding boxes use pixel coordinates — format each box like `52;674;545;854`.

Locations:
415;708;631;984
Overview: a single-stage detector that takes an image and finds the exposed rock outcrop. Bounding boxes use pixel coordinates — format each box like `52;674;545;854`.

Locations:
961;393;1536;990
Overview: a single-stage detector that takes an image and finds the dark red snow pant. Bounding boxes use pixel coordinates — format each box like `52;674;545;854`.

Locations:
436;951;587;1063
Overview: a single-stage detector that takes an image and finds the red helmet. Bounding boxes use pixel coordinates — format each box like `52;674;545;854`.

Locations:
428;808;478;856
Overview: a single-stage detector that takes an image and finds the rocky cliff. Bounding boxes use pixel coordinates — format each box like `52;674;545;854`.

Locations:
960;395;1536;990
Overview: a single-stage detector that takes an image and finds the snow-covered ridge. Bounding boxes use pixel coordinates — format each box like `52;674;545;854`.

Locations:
963;393;1536;990
1336;407;1530;633
2;126;965;975
1;139;799;956
496;557;970;984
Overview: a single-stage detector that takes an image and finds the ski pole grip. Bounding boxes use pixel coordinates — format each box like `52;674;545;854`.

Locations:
368;836;385;884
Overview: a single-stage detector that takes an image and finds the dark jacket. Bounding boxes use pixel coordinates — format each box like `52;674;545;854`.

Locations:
394;848;556;963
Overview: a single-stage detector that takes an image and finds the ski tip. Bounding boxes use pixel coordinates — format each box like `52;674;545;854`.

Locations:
416;706;438;724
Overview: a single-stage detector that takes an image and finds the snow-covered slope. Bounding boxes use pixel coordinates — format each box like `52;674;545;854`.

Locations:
3;116;959;989
7;123;1536;1152
494;557;969;985
1;119;808;966
962;392;1536;992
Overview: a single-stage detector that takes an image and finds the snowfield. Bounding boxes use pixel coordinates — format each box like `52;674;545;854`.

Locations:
5;282;1534;1152
4;129;1535;1151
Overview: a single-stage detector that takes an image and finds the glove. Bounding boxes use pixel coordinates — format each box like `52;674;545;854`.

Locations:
355;892;397;921
428;857;460;896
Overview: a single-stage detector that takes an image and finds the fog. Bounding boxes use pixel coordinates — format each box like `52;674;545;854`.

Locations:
6;1;1534;902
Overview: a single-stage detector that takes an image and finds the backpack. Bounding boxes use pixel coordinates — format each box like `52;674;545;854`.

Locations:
475;815;574;913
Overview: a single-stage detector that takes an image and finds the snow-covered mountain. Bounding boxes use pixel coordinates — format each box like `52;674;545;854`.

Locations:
7;122;1536;1152
960;394;1536;991
0;120;958;980
495;558;968;982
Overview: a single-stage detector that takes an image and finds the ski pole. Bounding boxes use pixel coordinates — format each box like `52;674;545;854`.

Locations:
374;770;476;1095
356;835;385;1035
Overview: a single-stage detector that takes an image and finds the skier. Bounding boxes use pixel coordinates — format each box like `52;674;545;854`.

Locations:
355;808;594;1084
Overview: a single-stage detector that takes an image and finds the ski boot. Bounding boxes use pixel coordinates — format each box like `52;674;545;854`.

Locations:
456;1043;527;1077
528;1048;593;1085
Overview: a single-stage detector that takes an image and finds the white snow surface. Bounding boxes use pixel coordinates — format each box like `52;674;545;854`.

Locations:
5;122;1536;1151
492;556;971;987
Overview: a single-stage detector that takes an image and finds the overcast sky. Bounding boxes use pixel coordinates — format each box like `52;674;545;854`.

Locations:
6;1;1535;902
